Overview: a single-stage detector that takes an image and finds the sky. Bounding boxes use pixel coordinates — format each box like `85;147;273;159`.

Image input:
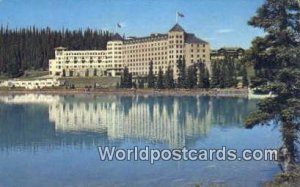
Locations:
0;0;266;49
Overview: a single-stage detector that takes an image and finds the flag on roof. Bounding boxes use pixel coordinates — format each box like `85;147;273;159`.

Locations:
177;12;184;18
117;23;122;28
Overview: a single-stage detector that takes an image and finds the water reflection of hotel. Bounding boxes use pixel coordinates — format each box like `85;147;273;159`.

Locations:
48;96;212;148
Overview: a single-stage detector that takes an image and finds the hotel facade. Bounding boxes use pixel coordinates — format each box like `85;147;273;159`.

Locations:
49;24;211;78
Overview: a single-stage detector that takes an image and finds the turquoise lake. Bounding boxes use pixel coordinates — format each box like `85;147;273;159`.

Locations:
0;94;281;187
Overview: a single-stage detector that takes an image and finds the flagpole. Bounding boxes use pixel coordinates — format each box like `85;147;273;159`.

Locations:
176;12;178;23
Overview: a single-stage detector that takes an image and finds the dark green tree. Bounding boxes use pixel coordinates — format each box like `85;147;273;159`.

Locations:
197;62;205;88
223;57;238;88
147;60;155;88
203;67;210;88
219;61;226;88
156;67;164;89
211;58;238;88
176;56;186;88
210;60;220;88
164;66;175;89
120;67;132;88
185;64;197;89
244;0;300;174
197;61;210;89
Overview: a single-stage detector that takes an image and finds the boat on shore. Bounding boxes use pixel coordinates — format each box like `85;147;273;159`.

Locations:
248;88;276;99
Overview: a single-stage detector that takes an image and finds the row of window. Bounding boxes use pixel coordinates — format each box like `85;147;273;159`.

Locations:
124;42;168;49
124;47;168;53
128;61;169;66
191;49;206;53
62;52;106;56
130;70;168;76
106;56;122;59
168;35;183;39
107;47;122;50
107;43;122;46
190;54;206;58
125;37;167;44
107;52;122;55
58;57;105;60
127;58;169;63
55;61;106;64
169;40;183;44
126;52;168;58
55;65;124;69
191;44;206;48
130;66;168;71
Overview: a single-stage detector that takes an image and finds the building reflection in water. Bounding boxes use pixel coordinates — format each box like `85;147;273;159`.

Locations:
0;94;257;149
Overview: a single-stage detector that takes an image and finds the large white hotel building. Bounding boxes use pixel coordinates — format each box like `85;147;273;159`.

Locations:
49;24;211;78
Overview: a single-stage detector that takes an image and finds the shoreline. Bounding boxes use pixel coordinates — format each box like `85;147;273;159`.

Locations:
0;88;249;97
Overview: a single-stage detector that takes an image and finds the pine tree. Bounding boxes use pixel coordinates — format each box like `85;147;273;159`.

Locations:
211;57;239;88
120;67;132;88
244;0;300;173
156;67;164;89
223;57;237;88
176;56;186;88
164;66;175;89
185;64;197;89
197;61;210;88
147;60;155;88
203;68;210;88
210;60;220;88
128;73;133;88
219;61;225;88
